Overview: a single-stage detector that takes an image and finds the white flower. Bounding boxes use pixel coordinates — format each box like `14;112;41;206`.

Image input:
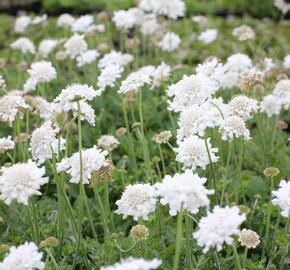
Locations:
0;160;48;205
31;96;54;120
220;71;239;89
225;53;253;73
219;116;251;141
76;50;100;67
273;80;290;109
272;180;290;218
113;10;137;30
139;0;185;19
274;0;290;14
118;71;151;94
283;55;290;69
38;39;58;57
193;206;246;253
158;32;181;52
100;257;162;270
0;136;15;151
198;29;218;44
152;62;171;87
57;146;108;184
260;95;282;117
238;229;260;249
192;15;207;24
71;15;94;32
167;73;219;112
10;37;35;54
98;135;120;151
64;34;88;59
141;19;159;35
97;64;124;92
228;95;258;121
57;13;75;28
0;94;29;126
115;183;157;220
128;7;145;25
174;135;219;170
29;121;65;164
232;25;255;41
154;170;214;216
0;242;45;270
14;15;31;33
98;50;134;69
23;61;57;92
259;57;276;73
32;14;47;25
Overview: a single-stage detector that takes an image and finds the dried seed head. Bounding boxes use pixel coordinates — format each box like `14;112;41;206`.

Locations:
91;160;115;184
152;131;172;144
238;229;260;248
39;236;59;248
263;167;280;178
238;205;251;214
130;225;149;241
115;127;127;137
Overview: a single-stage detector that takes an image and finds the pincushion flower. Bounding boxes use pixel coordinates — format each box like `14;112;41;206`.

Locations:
232;25;255;41
29;121;66;164
64;34;88;59
118;71;151;94
273;80;290;109
97;135;120;151
193;206;246;253
0;136;15;152
57;146;108;184
283;55;290;69
10;37;35;54
0;242;45;270
97;64;124;92
100;257;162;270
14;15;31;33
141;19;159;35
152;62;171;87
154;170;214;216
57;13;75;28
112;10;137;30
76;49;100;67
71;15;94;32
158;32;181;52
198;29;218;44
274;0;290;14
30;96;54;120
38;39;58;57
98;50;134;69
272;180;290;218
0;94;29;126
260;95;282;117
115;183;157;220
238;229;260;248
225;53;252;73
0;160;48;205
174;135;219;170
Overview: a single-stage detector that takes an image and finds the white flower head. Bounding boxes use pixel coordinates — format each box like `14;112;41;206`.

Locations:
38;39;58;57
29;121;65;165
97;64;124;92
100;257;162;270
174;135;219;170
225;53;252;73
158;32;181;52
274;0;290;14
57;13;75;28
113;10;137;30
154;170;214;216
115;183;157;221
118;71;151;94
10;37;35;54
57;145;108;184
31;96;54;120
152;62;171;87
0;160;48;205
198;29;218;44
71;15;94;32
0;136;15;152
238;229;260;249
273;80;290;110
98;50;134;69
0;242;45;270
260;94;282;117
272;180;290;218
283;55;290;69
64;34;88;59
193;206;246;253
141;19;159;35
232;25;255;41
76;50;100;67
14;15;31;33
98;135;120;151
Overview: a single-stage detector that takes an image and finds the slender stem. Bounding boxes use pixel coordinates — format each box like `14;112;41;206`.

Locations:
184;211;192;269
104;178;116;233
15;115;25;162
173;208;184;270
213;250;221;270
29;199;40;244
46;248;59;270
243;247;248;268
157;144;166;176
26;206;36;242
232;244;242;270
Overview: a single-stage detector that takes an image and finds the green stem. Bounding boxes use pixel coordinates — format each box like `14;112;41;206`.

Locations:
185;211;192;270
173;208;184;270
243;247;248;268
232;244;242;270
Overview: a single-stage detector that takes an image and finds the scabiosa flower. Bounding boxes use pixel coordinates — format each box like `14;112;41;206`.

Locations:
71;15;94;32
232;25;255;41
115;183;156;220
198;29;218;44
219;116;251;141
130;225;149;241
152;130;172;144
220;71;239;89
97;135;120;151
238;67;264;92
174;135;219;170
14;15;31;33
10;37;35;54
23;61;57;92
238;229;260;248
141;19;159;35
158;32;181;52
154;170;214;216
192;15;208;24
100;257;162;270
30;96;54;120
98;50;134;69
274;0;290;14
76;50;100;67
264;167;280;178
0;94;29;126
152;62;171;87
118;71;151;94
0;160;48;205
0;136;15;152
57;145;108;184
97;64;124;92
283;55;290;69
64;34;88;59
57;13;75;28
31;14;47;25
29;121;65;165
260;95;282;117
38;39;58;57
193;206;246;253
112;10;137;30
228;95;258;121
0;242;45;270
272;180;290;218
225;53;253;73
273;80;290;109
167;74;219;112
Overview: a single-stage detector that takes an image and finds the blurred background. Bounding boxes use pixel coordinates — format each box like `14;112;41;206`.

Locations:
0;0;284;19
